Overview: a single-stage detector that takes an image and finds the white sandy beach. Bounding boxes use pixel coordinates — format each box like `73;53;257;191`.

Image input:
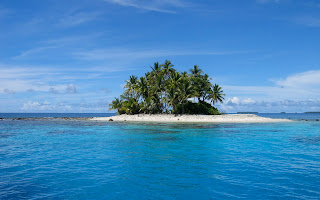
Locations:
91;114;291;123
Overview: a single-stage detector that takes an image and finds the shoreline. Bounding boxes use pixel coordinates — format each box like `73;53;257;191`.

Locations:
91;114;292;123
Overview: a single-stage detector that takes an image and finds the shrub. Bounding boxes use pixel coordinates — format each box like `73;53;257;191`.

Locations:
175;101;220;115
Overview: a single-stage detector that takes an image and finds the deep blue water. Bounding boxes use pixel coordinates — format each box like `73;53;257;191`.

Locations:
0;113;115;119
1;114;320;199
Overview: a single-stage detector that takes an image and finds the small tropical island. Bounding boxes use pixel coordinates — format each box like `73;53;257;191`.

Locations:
93;60;291;123
109;60;224;115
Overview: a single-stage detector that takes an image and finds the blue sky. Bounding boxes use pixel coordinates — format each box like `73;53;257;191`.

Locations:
1;0;320;113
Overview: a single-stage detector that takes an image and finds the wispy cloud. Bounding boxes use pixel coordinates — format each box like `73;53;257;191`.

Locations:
222;70;320;105
0;63;127;94
273;70;320;88
49;84;78;94
21;99;110;113
11;34;104;60
3;89;16;94
0;6;12;19
49;87;60;94
102;88;112;93
223;85;317;100
295;16;320;27
103;0;188;13
256;0;280;4
12;8;101;35
219;98;320;113
12;45;62;59
21;101;72;112
66;84;77;94
73;47;248;61
56;11;101;28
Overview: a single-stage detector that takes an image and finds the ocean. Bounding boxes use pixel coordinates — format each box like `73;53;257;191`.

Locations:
1;113;320;199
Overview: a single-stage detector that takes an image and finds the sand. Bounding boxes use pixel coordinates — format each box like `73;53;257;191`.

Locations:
91;114;291;123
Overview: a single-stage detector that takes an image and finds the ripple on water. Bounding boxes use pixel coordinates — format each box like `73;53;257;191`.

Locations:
292;136;320;145
1;120;320;199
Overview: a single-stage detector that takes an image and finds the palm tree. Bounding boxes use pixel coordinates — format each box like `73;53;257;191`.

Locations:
165;71;181;113
150;62;161;76
137;76;149;100
178;78;195;114
140;97;153;114
111;60;224;115
210;84;225;105
124;75;138;100
199;73;213;101
190;65;203;77
153;73;165;112
167;87;179;113
161;60;174;78
122;98;139;115
190;66;203;102
108;97;122;114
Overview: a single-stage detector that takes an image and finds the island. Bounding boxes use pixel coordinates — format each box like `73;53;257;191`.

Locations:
92;114;291;123
100;60;291;123
305;112;320;113
237;112;259;114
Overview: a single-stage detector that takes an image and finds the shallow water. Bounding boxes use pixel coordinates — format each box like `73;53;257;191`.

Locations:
1;115;320;199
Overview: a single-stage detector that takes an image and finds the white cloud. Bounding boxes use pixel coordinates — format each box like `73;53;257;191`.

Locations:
256;0;280;4
295;17;320;27
20;99;110;113
230;97;240;104
48;84;78;94
218;97;320;113
73;48;247;61
243;98;256;104
0;63;125;94
49;87;60;94
66;84;77;94
218;69;320;112
224;72;320;101
102;88;111;93
3;89;16;94
56;11;101;28
273;70;320;88
103;0;189;13
0;76;67;94
22;101;72;112
225;97;256;106
13;45;62;59
0;7;12;19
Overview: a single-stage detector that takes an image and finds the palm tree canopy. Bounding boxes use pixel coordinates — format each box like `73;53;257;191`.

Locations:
110;60;224;115
108;97;122;111
210;84;225;104
190;65;203;77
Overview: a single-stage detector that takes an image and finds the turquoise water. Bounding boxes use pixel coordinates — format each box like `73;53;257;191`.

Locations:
1;115;320;199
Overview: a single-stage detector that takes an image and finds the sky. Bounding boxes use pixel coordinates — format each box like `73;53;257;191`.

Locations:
0;0;320;113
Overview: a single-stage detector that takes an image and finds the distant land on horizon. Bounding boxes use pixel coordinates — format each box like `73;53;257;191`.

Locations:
305;112;320;113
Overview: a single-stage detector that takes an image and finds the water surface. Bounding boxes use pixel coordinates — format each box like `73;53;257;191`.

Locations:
1;114;320;199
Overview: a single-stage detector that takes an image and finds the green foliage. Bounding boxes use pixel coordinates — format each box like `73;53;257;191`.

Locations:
120;99;140;115
109;60;225;115
108;97;122;114
175;101;220;115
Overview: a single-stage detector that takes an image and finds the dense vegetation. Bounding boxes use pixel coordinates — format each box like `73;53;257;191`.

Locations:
109;60;225;115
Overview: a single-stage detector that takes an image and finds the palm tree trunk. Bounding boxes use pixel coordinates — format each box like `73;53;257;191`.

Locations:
182;102;185;114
